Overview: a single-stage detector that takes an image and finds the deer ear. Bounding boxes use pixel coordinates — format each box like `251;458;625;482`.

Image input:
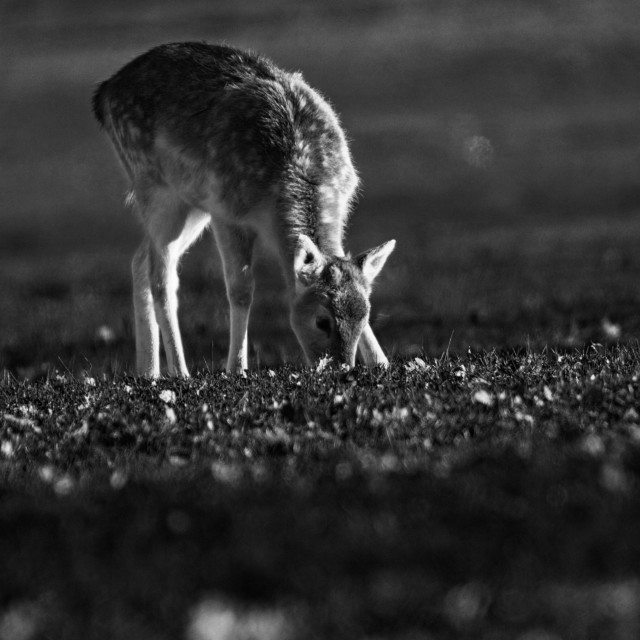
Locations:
356;239;396;284
294;235;326;287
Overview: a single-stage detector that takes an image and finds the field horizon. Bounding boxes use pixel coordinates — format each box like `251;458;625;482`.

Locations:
4;0;640;374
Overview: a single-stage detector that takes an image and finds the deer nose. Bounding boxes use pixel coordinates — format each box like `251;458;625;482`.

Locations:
333;342;356;367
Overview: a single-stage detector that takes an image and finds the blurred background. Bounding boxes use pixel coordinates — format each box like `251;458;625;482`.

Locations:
2;0;640;375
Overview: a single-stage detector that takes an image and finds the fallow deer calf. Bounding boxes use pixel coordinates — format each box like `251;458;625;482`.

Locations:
93;42;395;376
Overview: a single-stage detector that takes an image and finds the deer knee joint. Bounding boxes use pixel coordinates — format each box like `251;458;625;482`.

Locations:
227;279;254;308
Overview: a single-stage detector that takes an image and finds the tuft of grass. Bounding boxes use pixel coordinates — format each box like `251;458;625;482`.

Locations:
3;347;640;638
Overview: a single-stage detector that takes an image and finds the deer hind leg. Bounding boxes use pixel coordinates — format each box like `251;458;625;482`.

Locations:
212;221;256;374
134;186;210;377
132;239;161;377
358;324;389;367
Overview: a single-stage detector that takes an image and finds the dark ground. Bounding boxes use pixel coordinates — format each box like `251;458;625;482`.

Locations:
4;351;640;639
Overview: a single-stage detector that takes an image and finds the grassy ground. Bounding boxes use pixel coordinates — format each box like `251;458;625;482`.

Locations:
3;349;640;639
3;0;640;638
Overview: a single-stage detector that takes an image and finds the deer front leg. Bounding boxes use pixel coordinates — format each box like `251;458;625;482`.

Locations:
213;222;256;374
358;323;389;367
149;246;190;377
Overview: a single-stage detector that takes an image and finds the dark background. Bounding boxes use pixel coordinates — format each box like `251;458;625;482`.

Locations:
2;0;640;375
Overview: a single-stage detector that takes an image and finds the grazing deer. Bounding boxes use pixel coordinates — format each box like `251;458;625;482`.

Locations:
93;42;395;376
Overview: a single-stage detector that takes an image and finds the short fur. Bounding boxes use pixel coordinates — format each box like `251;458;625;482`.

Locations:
94;42;395;375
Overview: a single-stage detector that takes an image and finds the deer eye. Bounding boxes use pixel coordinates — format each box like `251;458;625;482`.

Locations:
315;316;332;337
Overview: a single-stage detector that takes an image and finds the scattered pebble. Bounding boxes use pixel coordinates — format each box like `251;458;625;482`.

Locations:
110;470;128;490
53;475;74;496
1;440;14;458
95;324;116;345
159;389;176;404
187;598;290;640
579;434;605;458
443;582;491;630
472;389;494;407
